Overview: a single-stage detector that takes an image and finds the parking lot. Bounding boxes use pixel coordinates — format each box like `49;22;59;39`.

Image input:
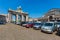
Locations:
0;23;60;40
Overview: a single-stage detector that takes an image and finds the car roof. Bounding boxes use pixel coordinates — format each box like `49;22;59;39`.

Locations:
35;21;41;23
34;22;42;23
45;22;54;23
56;22;60;23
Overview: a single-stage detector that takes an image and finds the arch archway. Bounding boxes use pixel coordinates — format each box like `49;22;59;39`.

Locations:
8;7;29;24
49;16;53;20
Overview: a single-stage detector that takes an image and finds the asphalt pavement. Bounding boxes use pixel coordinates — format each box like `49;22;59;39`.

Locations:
0;23;60;40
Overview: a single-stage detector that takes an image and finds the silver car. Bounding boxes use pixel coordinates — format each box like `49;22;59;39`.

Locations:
21;22;28;27
41;22;57;33
33;22;42;30
56;22;60;28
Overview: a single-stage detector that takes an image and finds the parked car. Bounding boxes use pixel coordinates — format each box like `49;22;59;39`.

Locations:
20;22;28;27
41;22;57;33
33;22;43;30
57;27;60;36
0;21;6;24
16;22;21;25
56;22;60;29
25;22;34;28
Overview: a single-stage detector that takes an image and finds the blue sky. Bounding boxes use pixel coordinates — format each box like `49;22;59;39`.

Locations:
0;0;60;18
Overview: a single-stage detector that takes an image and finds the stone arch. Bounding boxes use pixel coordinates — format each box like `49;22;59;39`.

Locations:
8;6;29;24
49;16;53;20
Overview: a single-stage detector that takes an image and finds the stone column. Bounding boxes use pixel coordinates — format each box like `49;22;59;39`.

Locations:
26;15;29;22
8;13;12;23
52;15;55;20
48;16;49;22
16;14;19;24
6;16;8;23
19;15;21;22
21;15;24;22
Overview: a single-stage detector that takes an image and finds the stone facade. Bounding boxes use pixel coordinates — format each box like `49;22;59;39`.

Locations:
0;14;7;23
39;8;60;22
1;8;60;23
8;6;29;24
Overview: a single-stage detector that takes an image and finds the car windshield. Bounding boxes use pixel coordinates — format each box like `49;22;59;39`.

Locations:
22;22;28;24
27;23;32;24
34;23;42;25
44;23;53;26
56;23;60;25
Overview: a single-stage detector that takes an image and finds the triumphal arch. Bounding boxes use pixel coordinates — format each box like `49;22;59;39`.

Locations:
8;6;28;24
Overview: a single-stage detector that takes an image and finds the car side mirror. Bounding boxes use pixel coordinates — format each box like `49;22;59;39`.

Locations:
55;25;57;27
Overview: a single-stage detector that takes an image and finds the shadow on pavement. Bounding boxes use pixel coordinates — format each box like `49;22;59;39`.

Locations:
41;30;52;34
55;32;60;36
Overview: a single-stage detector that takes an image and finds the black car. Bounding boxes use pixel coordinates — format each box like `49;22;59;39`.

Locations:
0;21;6;24
57;27;60;36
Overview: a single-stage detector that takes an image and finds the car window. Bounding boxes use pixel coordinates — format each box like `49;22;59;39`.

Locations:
44;23;53;26
56;23;60;25
34;23;42;25
22;22;28;24
28;22;34;24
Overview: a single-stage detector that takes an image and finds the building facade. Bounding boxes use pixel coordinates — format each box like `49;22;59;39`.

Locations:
8;6;29;24
39;8;60;22
0;14;7;23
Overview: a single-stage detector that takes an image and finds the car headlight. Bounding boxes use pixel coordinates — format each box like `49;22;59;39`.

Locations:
47;30;52;31
57;25;60;28
34;26;39;27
